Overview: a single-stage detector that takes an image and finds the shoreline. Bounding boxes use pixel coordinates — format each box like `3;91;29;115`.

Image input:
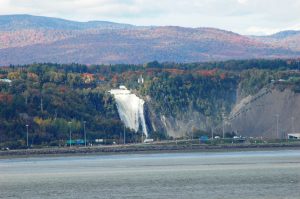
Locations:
1;142;300;159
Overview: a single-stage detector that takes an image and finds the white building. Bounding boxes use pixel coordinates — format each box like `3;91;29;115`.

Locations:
0;78;12;84
138;75;144;84
288;133;300;139
119;85;127;90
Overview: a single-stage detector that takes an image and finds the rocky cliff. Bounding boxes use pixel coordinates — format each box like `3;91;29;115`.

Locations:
228;87;300;138
143;85;300;139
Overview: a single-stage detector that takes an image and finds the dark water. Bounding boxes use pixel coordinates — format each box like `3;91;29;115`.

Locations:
1;150;300;199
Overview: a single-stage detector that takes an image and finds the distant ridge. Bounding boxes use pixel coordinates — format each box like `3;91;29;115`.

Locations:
0;14;300;65
0;14;135;31
267;30;300;39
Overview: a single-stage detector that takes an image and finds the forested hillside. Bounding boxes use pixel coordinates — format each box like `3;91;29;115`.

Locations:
0;64;138;148
1;59;300;148
1;15;300;65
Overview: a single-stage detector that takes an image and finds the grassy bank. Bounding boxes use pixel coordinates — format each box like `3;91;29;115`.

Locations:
1;141;300;159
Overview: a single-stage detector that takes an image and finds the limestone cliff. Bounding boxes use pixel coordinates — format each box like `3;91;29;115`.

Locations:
228;88;300;138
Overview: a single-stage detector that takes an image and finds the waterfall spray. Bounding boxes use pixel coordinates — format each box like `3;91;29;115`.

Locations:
109;86;148;138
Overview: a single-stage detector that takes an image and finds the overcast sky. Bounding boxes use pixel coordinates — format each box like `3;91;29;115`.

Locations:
1;0;300;35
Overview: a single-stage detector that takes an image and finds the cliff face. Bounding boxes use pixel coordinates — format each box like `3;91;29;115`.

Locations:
144;86;300;139
146;107;207;138
229;88;300;138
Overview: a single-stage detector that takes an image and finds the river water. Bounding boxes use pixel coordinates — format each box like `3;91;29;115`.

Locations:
0;150;300;199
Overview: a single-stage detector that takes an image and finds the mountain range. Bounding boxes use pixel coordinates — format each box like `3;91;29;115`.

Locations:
1;14;300;65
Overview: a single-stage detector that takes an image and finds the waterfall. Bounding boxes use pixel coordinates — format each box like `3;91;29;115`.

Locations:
109;86;148;137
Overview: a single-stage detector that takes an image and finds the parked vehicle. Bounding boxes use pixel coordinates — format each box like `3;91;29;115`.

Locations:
144;139;154;143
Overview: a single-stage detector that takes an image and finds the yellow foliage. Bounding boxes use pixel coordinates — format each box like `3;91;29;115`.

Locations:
7;72;20;80
34;117;52;126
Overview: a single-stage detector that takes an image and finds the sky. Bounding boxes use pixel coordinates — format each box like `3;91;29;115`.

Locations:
1;0;300;35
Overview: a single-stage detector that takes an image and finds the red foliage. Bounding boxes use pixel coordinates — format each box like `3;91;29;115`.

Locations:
81;73;95;83
0;93;13;104
163;69;186;74
27;72;39;81
98;75;106;81
145;68;219;77
82;73;94;78
58;86;67;93
220;73;226;79
112;75;118;83
146;70;154;76
196;69;218;76
1;66;10;70
121;71;143;79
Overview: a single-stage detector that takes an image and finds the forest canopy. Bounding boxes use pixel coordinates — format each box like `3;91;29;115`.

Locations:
1;59;300;148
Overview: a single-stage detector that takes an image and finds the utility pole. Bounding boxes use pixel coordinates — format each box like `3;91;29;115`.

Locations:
123;125;126;145
292;117;295;134
222;113;225;139
68;122;72;148
211;127;214;140
83;121;86;147
191;125;194;141
26;124;29;148
275;114;279;139
40;97;43;112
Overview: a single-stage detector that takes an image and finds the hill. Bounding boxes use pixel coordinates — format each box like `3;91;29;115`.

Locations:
0;15;300;65
0;14;134;31
2;60;300;148
252;30;300;51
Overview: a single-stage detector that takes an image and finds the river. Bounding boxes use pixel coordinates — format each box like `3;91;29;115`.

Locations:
0;150;300;199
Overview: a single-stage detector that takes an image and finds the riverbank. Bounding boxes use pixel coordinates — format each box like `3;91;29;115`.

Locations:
1;141;300;158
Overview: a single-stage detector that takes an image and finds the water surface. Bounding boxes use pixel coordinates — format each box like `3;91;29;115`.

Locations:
1;150;300;199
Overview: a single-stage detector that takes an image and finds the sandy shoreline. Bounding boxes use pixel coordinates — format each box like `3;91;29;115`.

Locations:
1;142;300;159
